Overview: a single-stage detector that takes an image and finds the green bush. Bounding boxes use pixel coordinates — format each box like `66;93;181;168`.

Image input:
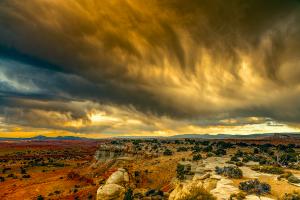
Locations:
177;147;189;152
214;148;226;156
193;154;202;161
278;153;298;166
207;152;214;157
176;164;185;180
288;175;300;184
193;145;202;153
37;195;44;200
231;156;240;162
124;188;133;200
203;145;213;152
215;166;243;179
163;149;173;156
236;162;244;167
239;179;271;195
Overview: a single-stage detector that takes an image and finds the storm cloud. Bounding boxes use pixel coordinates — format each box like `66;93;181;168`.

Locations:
0;0;300;137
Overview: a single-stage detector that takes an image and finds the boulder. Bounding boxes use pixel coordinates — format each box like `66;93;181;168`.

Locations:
168;181;203;200
96;168;129;200
106;168;129;186
96;183;125;200
210;178;239;200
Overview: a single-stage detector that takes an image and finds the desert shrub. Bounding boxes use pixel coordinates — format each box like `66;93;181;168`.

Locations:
177;186;216;200
37;195;44;200
124;188;133;200
239;179;271;195
251;165;284;175
192;145;202;153
22;174;31;178
207;152;214;157
216;141;233;149
278;172;293;180
163;149;173;156
200;141;210;146
88;194;93;200
281;191;300;200
215;166;243;179
193;154;202;161
236;142;249;147
177;147;189;152
253;148;259;154
20;167;26;174
235;150;244;157
214;148;226;156
231;156;240;162
278;153;298;166
288;175;300;184
236;162;244;167
242;157;250;163
259;157;270;165
258;144;271;153
0;176;5;182
203;145;213;152
67;171;80;180
2;167;11;173
229;192;246;200
176;164;185;180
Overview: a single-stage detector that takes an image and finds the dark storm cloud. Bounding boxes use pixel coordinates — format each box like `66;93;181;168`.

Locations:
0;0;300;134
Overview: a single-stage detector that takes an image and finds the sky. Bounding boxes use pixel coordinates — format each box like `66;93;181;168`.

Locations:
0;0;300;138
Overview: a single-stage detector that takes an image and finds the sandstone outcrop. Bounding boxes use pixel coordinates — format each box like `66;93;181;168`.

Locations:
96;168;129;200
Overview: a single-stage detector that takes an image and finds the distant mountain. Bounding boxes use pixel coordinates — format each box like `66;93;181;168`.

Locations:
1;133;300;141
0;135;92;141
169;133;300;139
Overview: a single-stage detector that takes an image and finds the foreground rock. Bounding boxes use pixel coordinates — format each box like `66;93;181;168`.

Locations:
168;181;205;200
97;168;129;200
210;178;239;200
97;184;126;200
106;168;129;185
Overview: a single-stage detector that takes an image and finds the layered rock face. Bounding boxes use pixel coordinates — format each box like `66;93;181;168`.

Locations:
94;145;131;161
96;168;129;200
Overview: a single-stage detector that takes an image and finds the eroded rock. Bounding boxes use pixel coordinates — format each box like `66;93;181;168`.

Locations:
97;183;125;200
106;168;129;186
210;178;239;200
96;168;129;200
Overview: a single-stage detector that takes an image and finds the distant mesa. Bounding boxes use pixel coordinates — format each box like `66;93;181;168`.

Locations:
0;135;90;141
0;133;300;141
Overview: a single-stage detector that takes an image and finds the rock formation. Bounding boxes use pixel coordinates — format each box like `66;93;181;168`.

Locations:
96;168;129;200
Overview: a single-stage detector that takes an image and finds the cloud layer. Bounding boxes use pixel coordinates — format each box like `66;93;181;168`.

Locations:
0;0;300;137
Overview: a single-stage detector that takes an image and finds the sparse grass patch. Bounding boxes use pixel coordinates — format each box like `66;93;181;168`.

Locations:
177;186;216;200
